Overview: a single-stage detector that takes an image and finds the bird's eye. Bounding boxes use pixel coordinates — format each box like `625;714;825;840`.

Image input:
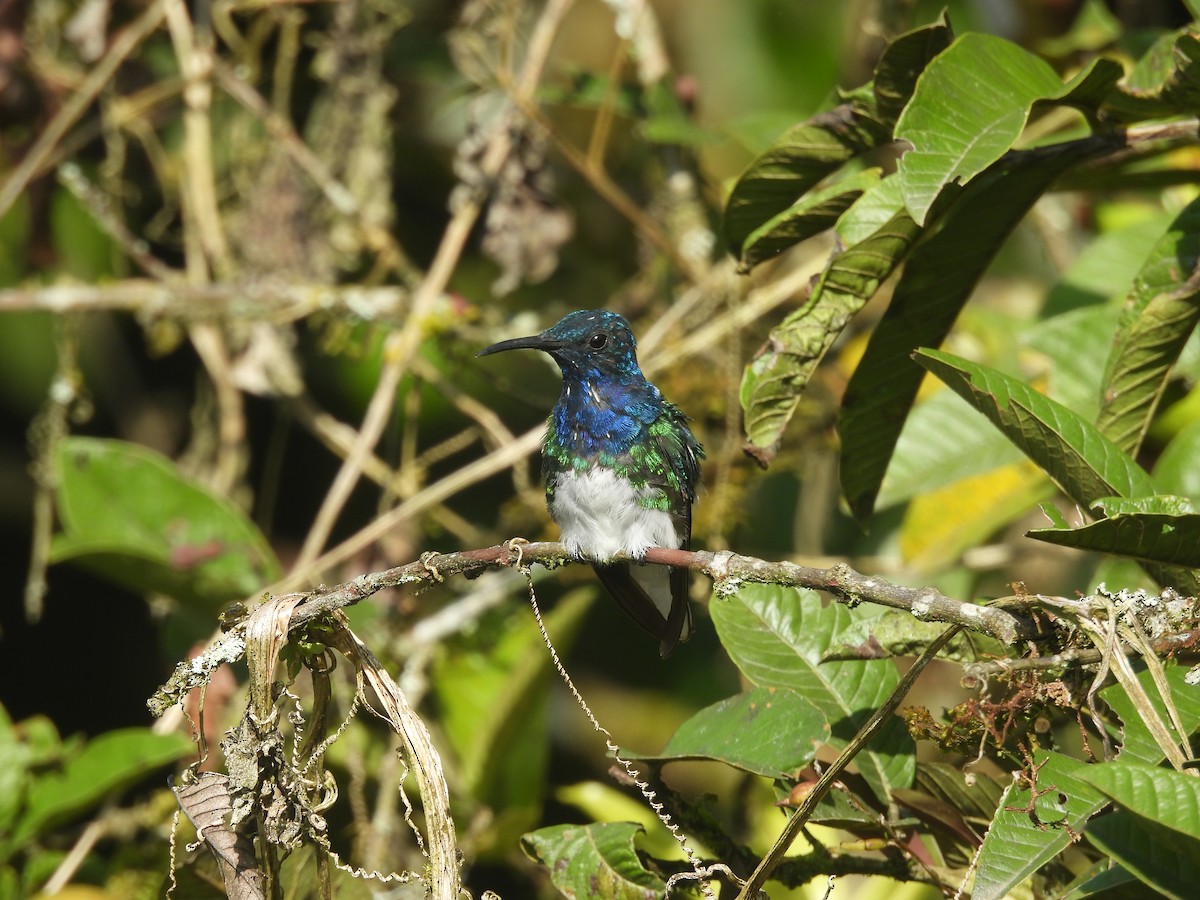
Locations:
588;333;609;350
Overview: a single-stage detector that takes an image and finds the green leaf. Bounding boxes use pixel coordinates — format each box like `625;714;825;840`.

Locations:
835;172;907;245
826;610;1008;663
1104;30;1200;120
1028;512;1200;568
737;169;879;272
1153;419;1200;501
972;749;1106;900
1091;495;1195;516
913;349;1156;507
1041;214;1175;317
1082;762;1200;840
895;33;1075;225
877;387;1024;510
645;687;827;778
521;822;664;900
1096;195;1200;454
1101;662;1200;766
709;584;914;803
52;438;281;607
840;145;1089;520
723;106;888;265
1084;809;1200;900
871;16;954;126
0;706;24;838
741;202;921;463
12;728;193;846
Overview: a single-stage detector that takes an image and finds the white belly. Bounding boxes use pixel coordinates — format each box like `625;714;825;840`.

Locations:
549;467;679;561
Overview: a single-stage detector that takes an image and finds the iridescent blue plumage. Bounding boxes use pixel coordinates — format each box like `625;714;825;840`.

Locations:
479;309;703;656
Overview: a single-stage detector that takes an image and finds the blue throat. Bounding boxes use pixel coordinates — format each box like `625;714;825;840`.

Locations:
551;367;663;459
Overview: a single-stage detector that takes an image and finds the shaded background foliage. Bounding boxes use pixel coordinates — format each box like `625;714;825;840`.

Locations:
2;0;1200;898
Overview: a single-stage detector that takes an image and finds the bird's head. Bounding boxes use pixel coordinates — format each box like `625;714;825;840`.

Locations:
478;309;643;381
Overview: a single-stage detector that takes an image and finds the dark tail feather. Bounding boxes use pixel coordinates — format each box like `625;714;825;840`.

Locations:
660;564;693;658
591;562;691;658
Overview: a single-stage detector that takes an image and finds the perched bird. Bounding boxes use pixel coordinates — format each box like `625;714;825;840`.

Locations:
479;309;704;657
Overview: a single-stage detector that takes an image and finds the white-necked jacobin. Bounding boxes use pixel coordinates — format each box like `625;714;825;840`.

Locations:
479;309;704;657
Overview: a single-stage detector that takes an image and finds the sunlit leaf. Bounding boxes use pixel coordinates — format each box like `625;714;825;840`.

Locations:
709;584;914;803
521;823;664;900
839;145;1093;521
913;349;1156;506
894;34;1117;225
644;687;827;778
1028;512;1200;568
972;750;1104;900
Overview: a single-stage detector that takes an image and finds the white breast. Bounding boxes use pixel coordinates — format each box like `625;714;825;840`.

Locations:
549;467;679;562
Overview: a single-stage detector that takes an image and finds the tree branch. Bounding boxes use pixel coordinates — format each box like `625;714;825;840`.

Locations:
150;541;1046;715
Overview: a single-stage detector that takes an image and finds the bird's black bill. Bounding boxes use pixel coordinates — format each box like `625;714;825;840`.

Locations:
477;334;563;357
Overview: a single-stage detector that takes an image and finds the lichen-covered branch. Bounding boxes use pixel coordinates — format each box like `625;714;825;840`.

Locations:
151;540;1047;715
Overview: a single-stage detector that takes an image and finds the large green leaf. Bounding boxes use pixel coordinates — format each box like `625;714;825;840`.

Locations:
644;687;827;778
1084;809;1200;900
839;146;1090;521
52;438;281;607
723;17;950;266
741;197;921;463
1080;763;1200;898
1028;511;1200;568
521;822;664;900
894;34;1119;225
1096;195;1200;454
913;349;1156;506
972;749;1105;900
1083;762;1200;840
1102;663;1200;766
12;728;193;847
709;584;914;803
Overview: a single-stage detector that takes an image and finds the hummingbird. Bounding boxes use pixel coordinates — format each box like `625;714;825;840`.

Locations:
479;309;704;657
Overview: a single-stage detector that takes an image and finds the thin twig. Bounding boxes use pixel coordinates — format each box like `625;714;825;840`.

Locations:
291;0;577;573
151;543;1044;715
0;0;169;217
734;626;963;900
0;281;409;320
